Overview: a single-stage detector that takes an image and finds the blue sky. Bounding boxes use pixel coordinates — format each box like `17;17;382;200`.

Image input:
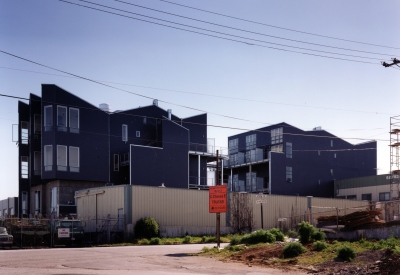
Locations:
1;0;399;198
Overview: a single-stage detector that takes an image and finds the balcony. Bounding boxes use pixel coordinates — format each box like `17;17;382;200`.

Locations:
229;148;268;168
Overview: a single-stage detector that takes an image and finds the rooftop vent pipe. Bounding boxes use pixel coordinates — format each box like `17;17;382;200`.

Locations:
167;109;172;120
99;103;110;112
153;99;158;106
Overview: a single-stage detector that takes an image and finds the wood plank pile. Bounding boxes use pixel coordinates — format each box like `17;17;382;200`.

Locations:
316;209;385;230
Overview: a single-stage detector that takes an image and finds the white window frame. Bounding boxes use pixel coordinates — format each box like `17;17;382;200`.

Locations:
44;145;53;171
245;134;256;150
21;121;29;145
21;156;29;179
57;105;67;131
114;154;119;171
69;146;80;172
69;107;80;133
44;105;53;131
271;127;283;144
229;138;239;154
122;124;128;142
57;145;67;171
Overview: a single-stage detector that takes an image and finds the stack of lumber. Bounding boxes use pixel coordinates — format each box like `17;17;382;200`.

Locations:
316;209;385;230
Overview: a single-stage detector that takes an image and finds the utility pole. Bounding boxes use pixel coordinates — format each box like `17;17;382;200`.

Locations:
215;150;220;248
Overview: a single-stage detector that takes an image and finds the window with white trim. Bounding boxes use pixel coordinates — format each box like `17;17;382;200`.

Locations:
114;154;119;171
34;151;41;176
57;145;67;171
57;106;67;131
22;191;28;215
21;156;28;179
229;138;238;154
271;144;283;152
69;108;79;133
34;115;42;134
51;187;58;214
122;124;128;142
21;121;29;144
286;166;292;182
286;142;292;158
245;134;256;150
69;146;79;172
44;145;53;171
34;191;41;214
44;105;53;131
271;127;283;144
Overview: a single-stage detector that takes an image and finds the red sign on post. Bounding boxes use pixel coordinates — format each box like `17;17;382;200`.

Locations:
209;185;227;213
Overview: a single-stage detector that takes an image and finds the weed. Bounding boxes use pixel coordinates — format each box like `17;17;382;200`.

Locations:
337;245;356;262
283;242;306;258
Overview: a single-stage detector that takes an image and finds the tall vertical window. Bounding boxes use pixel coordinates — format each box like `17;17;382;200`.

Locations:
331;140;333;147
51;187;58;215
21;121;29;144
69;146;80;172
34;151;41;176
57;145;67;171
246;172;256;192
69;108;79;133
245;134;256;150
286;166;292;182
229;138;238;154
136;131;140;138
34;115;42;134
21;156;29;179
44;145;53;171
35;191;41;214
271;127;283;144
57;106;67;131
143;117;147;124
330;169;333;176
44;105;53;131
286;142;292;158
229;153;238;166
122;124;128;142
114;154;119;171
22;191;28;215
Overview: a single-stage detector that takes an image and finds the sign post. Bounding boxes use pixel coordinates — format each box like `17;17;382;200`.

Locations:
256;192;267;229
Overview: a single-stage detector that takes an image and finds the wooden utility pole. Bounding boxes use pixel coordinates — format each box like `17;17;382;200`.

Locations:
216;150;220;248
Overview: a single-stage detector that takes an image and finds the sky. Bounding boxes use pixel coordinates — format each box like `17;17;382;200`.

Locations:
1;0;399;198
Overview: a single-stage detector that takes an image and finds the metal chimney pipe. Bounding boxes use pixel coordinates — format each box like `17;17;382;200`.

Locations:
167;109;172;120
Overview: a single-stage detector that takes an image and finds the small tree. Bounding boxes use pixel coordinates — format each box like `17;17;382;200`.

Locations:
134;217;159;239
230;192;254;233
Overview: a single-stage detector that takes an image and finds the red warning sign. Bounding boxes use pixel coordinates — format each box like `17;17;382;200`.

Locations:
209;185;227;213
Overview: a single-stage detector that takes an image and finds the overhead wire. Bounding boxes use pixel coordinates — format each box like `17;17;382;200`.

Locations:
57;0;378;65
0;65;396;119
113;0;395;57
68;0;384;61
159;0;400;50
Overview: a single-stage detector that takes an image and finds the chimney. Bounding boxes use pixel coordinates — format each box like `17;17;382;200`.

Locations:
153;99;158;106
167;109;172;120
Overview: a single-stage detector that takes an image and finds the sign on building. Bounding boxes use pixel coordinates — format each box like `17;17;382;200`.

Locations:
209;185;227;213
58;228;70;238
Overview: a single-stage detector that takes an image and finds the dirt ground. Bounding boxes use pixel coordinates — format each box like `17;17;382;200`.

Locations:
229;245;400;275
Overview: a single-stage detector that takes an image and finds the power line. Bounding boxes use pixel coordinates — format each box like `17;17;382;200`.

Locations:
70;0;384;61
1;66;396;118
57;0;378;65
159;0;400;50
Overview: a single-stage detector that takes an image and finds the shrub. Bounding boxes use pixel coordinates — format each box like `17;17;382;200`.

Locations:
313;241;328;251
312;229;326;241
134;217;159;239
286;230;298;238
183;235;191;244
230;236;242;246
201;236;207;243
282;242;306;258
149;237;161;245
269;228;285;242
337;245;356;261
298;221;314;244
228;245;245;252
241;230;276;245
140;239;150;245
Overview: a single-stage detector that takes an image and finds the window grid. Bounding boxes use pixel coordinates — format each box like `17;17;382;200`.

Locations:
379;192;390;201
361;193;372;201
229;138;238;154
271;127;283;144
245;134;256;150
271;144;283;152
57;145;67;171
122;124;128;142
44;105;53;131
286;166;292;183
44;145;53;171
69;108;79;133
57;106;67;132
69;146;80;172
21;121;29;145
21;156;29;179
286;142;292;158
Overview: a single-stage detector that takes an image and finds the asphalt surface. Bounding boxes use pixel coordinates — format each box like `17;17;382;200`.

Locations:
0;244;307;274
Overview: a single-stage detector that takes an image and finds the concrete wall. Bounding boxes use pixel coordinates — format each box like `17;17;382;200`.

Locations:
326;226;400;241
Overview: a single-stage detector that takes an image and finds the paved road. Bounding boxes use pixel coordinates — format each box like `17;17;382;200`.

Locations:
0;244;307;275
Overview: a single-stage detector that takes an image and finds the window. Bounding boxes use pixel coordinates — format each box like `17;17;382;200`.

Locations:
330;169;333;176
286;166;292;182
51;187;58;214
57;106;67;131
114;154;119;171
286;142;292;158
21;156;28;179
232;174;239;191
346;195;357;200
34;115;41;134
34;151;41;176
21;121;29;144
318;150;320;156
22;191;28;215
57;145;67;171
271;144;283;152
331;140;333;147
69;108;79;133
121;153;129;166
44;105;53;131
34;191;41;214
271;127;283;144
362;194;372;201
245;134;256;150
143;117;147;124
44;145;53;171
379;192;390;201
229;138;238;154
246;172;256;192
122;124;128;142
229;153;238;166
69;146;79;172
334;153;337;158
136;131;140;138
336;196;346;199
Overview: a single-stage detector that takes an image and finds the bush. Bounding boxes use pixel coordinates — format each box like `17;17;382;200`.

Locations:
312;229;326;241
337;245;356;262
228;245;245;252
313;241;328;251
298;221;314;244
283;242;306;258
201;236;207;243
183;235;191;244
241;230;276;245
286;230;298;238
149;237;161;245
269;228;285;242
140;239;150;245
134;217;159;239
230;236;242;246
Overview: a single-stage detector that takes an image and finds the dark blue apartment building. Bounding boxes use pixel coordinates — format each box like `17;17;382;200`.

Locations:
17;85;214;217
227;123;377;198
